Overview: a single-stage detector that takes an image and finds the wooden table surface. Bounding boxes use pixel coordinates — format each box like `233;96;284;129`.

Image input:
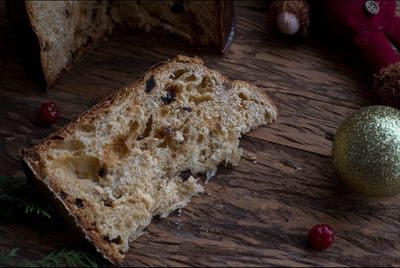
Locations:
1;1;400;267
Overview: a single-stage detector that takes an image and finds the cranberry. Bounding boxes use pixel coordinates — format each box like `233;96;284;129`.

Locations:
39;101;60;125
308;224;335;250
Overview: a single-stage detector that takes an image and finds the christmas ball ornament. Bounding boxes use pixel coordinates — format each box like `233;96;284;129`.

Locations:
332;106;400;197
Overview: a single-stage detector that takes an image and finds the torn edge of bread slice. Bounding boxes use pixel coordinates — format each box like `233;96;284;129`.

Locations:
21;55;277;264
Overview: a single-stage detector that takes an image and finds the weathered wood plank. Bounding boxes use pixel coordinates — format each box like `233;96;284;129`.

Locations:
1;1;400;267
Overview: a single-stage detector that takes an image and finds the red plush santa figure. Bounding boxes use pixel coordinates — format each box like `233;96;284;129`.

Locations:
270;0;400;107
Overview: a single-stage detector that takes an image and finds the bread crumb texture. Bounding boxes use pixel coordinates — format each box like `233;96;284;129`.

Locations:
22;56;277;263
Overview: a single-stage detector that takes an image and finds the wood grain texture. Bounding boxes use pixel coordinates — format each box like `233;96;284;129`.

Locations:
1;0;400;266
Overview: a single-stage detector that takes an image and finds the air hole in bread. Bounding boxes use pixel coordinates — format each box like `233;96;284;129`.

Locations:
62;155;101;180
165;86;182;101
199;76;209;87
158;138;169;149
182;126;190;135
79;124;96;133
51;139;86;151
138;116;153;140
180;169;192;181
198;77;213;93
129;120;139;137
197;134;204;144
239;92;249;101
105;236;123;245
72;151;85;156
158;131;177;150
176;85;185;94
160;107;169;117
112;236;123;245
189;94;213;105
103;197;113;207
171;69;187;79
184;74;197;82
185;84;194;92
50;135;64;141
212;124;223;136
112;136;129;157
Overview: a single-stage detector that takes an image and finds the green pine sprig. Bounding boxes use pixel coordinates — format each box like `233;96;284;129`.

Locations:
0;175;27;190
0;248;19;267
0;176;53;219
0;248;98;267
19;198;52;219
27;248;98;268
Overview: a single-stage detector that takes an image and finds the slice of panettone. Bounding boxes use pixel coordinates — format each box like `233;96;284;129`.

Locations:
21;55;277;263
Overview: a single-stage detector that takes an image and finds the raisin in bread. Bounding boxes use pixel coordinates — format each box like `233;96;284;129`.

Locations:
21;56;277;264
6;0;234;89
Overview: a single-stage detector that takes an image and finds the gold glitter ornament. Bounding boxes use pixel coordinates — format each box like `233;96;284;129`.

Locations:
332;106;400;197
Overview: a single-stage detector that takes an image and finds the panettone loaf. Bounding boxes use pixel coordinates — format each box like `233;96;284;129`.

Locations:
6;0;235;89
21;56;277;263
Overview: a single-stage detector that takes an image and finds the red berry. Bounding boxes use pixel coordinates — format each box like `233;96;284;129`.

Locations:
308;224;335;250
39;101;59;125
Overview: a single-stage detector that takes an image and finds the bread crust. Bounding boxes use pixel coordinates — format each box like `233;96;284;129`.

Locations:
21;55;277;264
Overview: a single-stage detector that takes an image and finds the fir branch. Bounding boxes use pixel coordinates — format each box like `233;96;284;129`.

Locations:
0;176;28;192
21;248;98;267
21;198;52;219
30;248;98;268
0;194;51;219
0;248;19;267
0;247;98;268
0;176;52;219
